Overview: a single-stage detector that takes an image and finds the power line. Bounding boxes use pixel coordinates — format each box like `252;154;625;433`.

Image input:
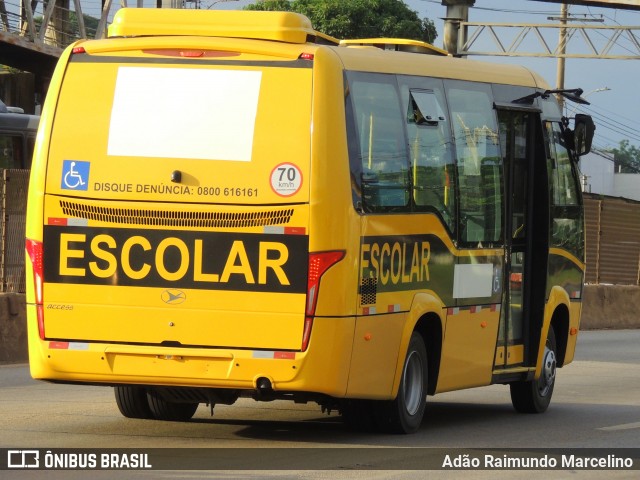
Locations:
575;103;640;137
574;105;640;144
423;1;638;146
579;114;640;143
593;133;629;149
419;0;558;15
582;100;640;130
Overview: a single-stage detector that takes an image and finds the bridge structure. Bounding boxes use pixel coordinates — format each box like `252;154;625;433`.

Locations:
0;0;206;108
0;1;178;78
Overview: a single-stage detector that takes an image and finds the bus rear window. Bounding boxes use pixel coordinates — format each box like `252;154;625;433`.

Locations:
108;67;262;161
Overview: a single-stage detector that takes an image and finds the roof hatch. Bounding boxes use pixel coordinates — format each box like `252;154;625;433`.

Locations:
108;8;338;45
340;38;449;56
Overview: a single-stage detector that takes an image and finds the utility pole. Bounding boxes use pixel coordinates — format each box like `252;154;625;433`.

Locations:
556;3;569;112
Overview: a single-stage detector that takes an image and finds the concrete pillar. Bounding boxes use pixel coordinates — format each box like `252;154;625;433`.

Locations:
441;0;475;56
158;0;183;8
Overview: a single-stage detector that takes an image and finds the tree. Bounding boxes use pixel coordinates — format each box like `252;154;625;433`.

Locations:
245;0;292;9
244;0;437;43
611;140;640;174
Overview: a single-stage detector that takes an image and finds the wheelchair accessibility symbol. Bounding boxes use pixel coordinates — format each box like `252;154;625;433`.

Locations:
61;160;90;191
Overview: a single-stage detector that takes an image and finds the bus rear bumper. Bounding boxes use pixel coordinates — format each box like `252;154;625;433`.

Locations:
27;314;356;398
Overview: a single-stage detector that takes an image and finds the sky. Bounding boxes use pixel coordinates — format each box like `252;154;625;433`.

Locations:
69;0;640;150
204;0;640;151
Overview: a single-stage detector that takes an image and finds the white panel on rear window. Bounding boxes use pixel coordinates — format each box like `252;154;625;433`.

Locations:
107;67;261;161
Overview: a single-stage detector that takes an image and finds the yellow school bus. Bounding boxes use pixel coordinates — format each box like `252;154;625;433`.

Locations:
25;9;594;433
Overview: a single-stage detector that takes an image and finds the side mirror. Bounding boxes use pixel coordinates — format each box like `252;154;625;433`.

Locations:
574;114;595;156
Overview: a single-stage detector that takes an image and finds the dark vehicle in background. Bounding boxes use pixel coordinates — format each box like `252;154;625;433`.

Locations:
0;99;39;169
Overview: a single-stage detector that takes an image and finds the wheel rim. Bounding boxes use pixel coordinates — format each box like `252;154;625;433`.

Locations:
403;351;424;416
538;345;556;397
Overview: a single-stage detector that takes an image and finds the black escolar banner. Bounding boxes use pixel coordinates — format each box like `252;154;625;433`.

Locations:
43;226;308;293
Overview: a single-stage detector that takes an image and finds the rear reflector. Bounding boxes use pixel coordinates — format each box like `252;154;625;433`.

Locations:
302;251;345;350
25;239;45;339
49;342;89;350
306;251;345;316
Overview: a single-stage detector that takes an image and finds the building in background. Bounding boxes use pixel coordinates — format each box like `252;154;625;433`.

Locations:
579;149;640;201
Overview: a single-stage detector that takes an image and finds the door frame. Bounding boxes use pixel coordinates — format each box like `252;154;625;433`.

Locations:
495;106;549;372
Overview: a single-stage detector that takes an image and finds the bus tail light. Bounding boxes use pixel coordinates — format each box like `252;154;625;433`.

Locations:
25;239;45;340
302;251;345;351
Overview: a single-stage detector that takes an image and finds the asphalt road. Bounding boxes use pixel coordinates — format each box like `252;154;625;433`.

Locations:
1;329;638;479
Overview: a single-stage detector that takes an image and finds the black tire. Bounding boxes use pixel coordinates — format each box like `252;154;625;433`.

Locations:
146;390;199;422
510;326;557;413
373;332;428;434
114;386;153;419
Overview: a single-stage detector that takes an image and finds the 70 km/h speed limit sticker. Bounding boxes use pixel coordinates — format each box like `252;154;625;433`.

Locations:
270;163;303;197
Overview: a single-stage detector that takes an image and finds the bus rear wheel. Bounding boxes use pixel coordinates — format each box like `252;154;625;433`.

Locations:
114;386;153;419
510;326;557;413
373;332;428;434
146;390;199;421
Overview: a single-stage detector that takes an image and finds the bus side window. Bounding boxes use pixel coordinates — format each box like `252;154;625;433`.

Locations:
0;134;22;169
404;85;456;231
347;73;410;212
446;81;503;245
546;122;583;257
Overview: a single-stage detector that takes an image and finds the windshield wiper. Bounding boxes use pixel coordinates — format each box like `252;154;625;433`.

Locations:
513;88;590;105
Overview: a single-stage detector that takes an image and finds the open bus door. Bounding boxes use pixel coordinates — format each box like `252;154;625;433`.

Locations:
494;108;549;375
